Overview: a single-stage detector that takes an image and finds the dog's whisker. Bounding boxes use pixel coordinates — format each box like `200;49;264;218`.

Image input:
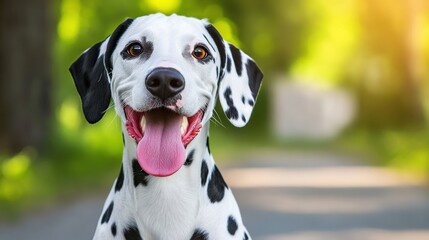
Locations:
211;116;225;128
104;102;116;112
211;109;225;128
106;111;120;128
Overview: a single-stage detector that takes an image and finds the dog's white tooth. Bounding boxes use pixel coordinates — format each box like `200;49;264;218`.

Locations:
141;116;146;130
181;117;188;135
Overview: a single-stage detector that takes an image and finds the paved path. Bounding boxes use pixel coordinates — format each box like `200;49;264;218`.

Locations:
1;151;428;240
226;151;429;240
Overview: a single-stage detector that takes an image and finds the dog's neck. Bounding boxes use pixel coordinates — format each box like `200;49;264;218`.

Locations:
118;122;212;239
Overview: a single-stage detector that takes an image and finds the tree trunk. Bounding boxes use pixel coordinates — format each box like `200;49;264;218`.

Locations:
0;0;53;154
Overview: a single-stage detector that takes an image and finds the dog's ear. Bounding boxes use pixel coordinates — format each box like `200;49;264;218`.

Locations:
205;24;263;127
69;18;134;123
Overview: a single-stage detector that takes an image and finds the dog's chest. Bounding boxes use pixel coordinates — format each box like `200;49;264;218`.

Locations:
132;160;202;239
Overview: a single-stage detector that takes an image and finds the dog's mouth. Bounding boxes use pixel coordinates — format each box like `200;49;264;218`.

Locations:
124;106;203;177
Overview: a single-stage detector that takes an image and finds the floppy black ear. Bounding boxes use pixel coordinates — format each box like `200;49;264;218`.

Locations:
205;24;263;127
69;18;134;123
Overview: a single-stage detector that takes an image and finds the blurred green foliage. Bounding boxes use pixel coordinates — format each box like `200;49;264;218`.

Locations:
339;129;429;178
1;0;429;218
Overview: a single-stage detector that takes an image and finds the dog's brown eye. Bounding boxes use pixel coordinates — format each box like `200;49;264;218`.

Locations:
192;46;208;60
127;43;143;57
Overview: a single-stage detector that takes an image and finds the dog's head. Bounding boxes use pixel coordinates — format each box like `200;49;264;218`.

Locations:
70;14;263;176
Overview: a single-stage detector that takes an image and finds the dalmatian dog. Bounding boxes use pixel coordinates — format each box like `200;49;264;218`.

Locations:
69;13;262;240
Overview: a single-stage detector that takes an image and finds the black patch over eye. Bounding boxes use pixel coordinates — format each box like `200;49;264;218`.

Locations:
126;42;143;57
192;45;209;60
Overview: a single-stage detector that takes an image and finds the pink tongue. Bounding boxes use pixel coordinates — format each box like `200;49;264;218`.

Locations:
136;109;185;177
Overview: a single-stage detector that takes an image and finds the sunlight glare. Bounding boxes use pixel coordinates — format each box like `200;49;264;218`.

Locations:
58;0;80;41
142;0;181;14
59;100;81;130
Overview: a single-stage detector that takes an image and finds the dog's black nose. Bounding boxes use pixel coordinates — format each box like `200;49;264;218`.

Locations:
145;68;185;100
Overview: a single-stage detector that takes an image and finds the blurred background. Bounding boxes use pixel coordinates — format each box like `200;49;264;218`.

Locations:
1;0;429;239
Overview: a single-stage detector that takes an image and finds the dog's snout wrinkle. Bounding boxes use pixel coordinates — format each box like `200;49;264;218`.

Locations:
145;67;185;100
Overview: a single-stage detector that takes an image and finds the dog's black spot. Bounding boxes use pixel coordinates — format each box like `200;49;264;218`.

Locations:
184;149;195;166
227;215;238;235
219;70;226;82
101;201;114;224
123;222;142;240
203;34;216;52
132;159;149;187
201;160;209;186
115;164;124;192
229;44;242;76
226;57;232;73
205;25;225;69
248;99;254;106
190;228;209;240
241;115;246;122
105;18;134;78
111;222;117;236
205;24;225;82
246;59;263;100
224;87;239;120
243;232;249;240
216;67;219;78
241;95;245;104
207;165;228;203
206;136;211;154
